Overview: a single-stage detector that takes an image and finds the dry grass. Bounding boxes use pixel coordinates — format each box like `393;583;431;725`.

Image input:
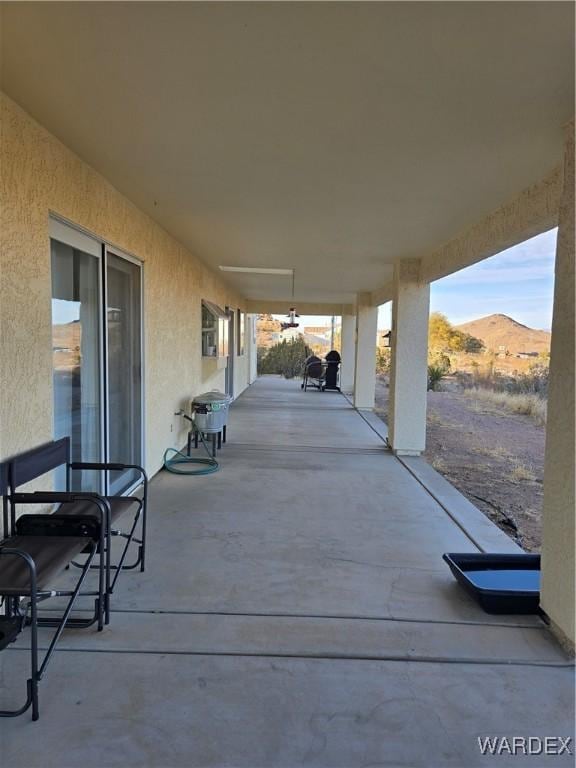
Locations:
507;462;538;483
426;410;443;426
474;443;514;461
430;456;448;473
463;388;547;426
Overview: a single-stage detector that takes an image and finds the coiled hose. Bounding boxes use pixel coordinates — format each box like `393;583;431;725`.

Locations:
163;419;219;475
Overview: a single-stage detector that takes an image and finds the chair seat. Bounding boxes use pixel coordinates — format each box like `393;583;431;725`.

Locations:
57;496;139;525
0;536;87;596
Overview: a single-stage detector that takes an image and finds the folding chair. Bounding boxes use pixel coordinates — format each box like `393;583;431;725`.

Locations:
0;461;106;720
5;438;148;624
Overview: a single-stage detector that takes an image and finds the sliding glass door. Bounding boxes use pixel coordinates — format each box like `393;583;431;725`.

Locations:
106;250;143;495
50;220;143;494
51;223;103;491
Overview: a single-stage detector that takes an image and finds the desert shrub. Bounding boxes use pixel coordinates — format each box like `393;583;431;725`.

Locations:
457;362;549;395
428;312;484;354
376;346;391;374
258;337;312;379
429;351;451;373
427;364;446;391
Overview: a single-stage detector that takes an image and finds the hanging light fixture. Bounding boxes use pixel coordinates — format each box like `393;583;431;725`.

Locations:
281;307;300;330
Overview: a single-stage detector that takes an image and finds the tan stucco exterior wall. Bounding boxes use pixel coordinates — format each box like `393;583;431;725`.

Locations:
0;93;249;478
540;124;575;651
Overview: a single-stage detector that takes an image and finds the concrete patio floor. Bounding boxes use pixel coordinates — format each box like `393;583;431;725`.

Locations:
1;377;574;767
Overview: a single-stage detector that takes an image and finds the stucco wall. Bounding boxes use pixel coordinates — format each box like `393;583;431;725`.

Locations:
0;93;249;478
540;124;575;650
388;260;430;455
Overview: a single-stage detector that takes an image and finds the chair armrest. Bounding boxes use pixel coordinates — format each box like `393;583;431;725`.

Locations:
11;491;78;504
69;462;148;480
12;491;108;505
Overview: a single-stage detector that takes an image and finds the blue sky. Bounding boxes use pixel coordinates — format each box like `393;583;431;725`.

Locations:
53;298;80;325
427;228;557;330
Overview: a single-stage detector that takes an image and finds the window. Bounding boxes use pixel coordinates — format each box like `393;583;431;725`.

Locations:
237;309;245;356
202;300;229;358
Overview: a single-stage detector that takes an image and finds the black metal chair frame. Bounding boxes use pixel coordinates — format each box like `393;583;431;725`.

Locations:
67;460;148;587
187;424;227;457
4;438;148;626
301;360;327;392
0;473;106;720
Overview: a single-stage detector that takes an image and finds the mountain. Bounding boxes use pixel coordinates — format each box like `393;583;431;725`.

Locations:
456;314;551;355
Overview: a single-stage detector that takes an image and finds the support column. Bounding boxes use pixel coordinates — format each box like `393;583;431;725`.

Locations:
353;294;378;409
388;259;430;455
340;314;356;393
247;315;258;384
541;123;575;651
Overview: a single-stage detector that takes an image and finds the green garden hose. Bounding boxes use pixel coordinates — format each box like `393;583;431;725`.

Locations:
163;422;219;475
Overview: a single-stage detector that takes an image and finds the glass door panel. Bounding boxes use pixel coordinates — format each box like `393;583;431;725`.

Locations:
106;251;143;495
51;238;102;491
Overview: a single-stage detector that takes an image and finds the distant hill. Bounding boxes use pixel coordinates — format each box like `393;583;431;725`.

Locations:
456;314;551;356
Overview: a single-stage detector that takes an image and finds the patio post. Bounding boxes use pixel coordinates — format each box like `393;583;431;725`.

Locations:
340;313;356;393
540;121;575;650
388;259;430;455
353;294;378;409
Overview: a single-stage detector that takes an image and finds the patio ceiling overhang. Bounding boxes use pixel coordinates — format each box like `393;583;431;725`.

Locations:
0;2;574;304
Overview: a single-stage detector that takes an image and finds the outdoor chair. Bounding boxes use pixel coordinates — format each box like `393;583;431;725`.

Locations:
0;460;106;720
3;438;148;625
301;355;326;392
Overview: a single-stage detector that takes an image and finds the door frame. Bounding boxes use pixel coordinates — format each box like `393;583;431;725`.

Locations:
103;245;145;496
50;217;106;493
225;306;235;399
49;215;145;496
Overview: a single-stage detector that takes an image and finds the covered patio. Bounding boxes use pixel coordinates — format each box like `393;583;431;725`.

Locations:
2;377;573;766
0;2;574;762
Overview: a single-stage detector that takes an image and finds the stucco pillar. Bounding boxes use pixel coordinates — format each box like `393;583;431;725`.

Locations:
340;314;356;393
388;259;430;455
247;315;258;384
353;294;378;409
540;123;575;651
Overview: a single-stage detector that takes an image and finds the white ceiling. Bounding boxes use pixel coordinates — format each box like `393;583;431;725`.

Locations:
1;2;573;303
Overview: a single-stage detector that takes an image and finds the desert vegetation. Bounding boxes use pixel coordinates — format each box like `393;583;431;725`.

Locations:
258;337;311;379
374;312;551;551
425;313;549;425
462;388;547;426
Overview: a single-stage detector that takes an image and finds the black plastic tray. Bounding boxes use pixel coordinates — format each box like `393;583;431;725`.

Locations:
443;552;541;614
